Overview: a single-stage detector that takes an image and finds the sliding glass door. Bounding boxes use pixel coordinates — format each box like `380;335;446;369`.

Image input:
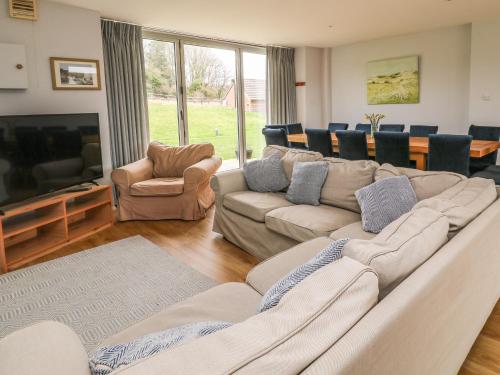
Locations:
143;32;266;170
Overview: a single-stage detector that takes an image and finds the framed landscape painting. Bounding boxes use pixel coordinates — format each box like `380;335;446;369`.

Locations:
367;56;419;104
50;57;101;90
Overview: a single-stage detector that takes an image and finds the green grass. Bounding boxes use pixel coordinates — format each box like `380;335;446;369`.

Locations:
148;102;266;160
368;71;419;105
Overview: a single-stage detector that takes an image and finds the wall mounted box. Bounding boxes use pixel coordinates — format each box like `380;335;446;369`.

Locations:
0;43;28;89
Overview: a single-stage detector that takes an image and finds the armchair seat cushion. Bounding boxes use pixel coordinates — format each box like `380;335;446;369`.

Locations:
130;177;184;197
329;221;377;241
265;204;360;242
223;191;293;223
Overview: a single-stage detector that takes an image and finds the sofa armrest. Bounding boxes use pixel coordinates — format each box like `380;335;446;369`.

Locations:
0;321;90;375
210;168;248;199
111;158;154;190
246;237;333;294
184;156;222;190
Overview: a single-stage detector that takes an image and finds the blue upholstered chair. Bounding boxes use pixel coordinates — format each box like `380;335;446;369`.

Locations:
355;123;372;134
336;130;369;161
305;129;334;157
265;123;306;149
328;123;349;133
379;124;405;132
427;134;472;176
410;125;439;137
472;165;500;184
374;131;410;167
468;125;500;174
262;128;288;147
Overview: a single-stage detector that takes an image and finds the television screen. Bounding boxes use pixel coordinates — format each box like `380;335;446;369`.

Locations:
0;113;103;208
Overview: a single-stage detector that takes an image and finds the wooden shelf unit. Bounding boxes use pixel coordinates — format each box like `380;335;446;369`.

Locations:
0;185;113;273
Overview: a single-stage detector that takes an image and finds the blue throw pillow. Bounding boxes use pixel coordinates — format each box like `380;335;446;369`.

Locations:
259;238;348;313
243;151;289;192
89;321;232;375
285;161;329;205
355;175;417;234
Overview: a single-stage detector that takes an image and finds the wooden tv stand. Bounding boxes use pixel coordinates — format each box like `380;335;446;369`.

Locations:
0;185;114;273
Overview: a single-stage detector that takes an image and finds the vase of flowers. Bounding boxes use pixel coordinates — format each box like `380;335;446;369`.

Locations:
365;113;386;134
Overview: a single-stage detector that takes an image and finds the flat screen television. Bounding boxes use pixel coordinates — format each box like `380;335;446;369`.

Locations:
0;113;103;209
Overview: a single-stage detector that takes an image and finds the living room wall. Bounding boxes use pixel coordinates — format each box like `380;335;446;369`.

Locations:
330;25;472;134
0;0;112;182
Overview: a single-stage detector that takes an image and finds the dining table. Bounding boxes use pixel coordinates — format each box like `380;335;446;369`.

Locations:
287;133;500;171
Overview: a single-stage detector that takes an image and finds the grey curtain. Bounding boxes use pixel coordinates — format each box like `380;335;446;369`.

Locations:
266;46;297;124
101;20;149;168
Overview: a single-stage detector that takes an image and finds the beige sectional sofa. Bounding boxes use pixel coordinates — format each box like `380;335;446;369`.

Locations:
2;147;500;375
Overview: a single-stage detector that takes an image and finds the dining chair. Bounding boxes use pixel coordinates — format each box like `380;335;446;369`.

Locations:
305;129;334;157
472;165;500;184
262;128;288;147
379;124;405;132
328;123;349;133
468;124;500;174
427;134;472;176
336;130;369;161
409;125;439;137
374;131;410;167
355;123;372;134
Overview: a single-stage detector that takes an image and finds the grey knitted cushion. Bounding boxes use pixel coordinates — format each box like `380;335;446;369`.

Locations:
285;161;329;205
355;175;417;234
259;238;348;312
243;151;289;192
89;321;232;375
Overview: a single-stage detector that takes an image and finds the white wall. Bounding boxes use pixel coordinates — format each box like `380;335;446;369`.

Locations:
330;25;472;134
0;0;112;181
469;18;500;125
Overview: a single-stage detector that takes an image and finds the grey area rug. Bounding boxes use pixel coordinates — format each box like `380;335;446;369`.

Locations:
0;236;217;352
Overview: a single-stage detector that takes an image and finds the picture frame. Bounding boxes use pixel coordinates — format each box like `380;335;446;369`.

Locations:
50;57;101;90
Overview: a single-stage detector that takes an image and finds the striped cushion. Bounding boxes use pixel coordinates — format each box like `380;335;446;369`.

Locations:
355;176;417;233
89;321;232;375
259;238;348;312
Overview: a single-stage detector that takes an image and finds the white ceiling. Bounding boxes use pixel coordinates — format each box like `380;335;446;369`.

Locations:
50;0;500;47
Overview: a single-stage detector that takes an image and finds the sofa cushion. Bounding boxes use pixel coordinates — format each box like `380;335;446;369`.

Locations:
130;177;184;196
321;158;379;213
246;237;334;295
286;161;329;205
147;142;214;178
329;221;377;241
414;177;497;232
113;257;378;375
223;191;293;223
101;282;261;346
90;321;232;375
262;145;289;158
243;152;289;192
265;204;360;242
280;148;323;181
259;238;348;312
375;163;466;201
356;176;417;233
343;207;449;295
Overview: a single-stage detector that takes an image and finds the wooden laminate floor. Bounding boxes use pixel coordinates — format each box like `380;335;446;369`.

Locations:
23;208;499;374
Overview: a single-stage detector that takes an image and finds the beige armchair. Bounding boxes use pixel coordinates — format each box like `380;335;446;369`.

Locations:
112;142;222;221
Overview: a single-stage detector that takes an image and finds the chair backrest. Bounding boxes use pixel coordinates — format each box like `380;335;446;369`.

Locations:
305;129;334;157
328;123;349;133
374;131;410;167
428;134;472;176
355;124;372;134
262;128;288;147
336;130;369;161
468;124;500;165
409;125;439;137
286;123;304;135
379;124;405;132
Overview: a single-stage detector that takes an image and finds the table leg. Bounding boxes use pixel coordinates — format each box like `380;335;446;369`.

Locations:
412;153;427;170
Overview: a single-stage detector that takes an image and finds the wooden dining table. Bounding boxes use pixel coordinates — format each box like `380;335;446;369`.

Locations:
288;133;500;170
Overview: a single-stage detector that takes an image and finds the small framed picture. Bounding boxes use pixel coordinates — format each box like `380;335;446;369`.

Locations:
50;57;101;90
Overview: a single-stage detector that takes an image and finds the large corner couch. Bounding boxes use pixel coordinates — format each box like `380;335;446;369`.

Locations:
1;147;500;375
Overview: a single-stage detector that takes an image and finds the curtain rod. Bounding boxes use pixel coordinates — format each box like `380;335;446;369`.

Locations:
100;17;292;50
